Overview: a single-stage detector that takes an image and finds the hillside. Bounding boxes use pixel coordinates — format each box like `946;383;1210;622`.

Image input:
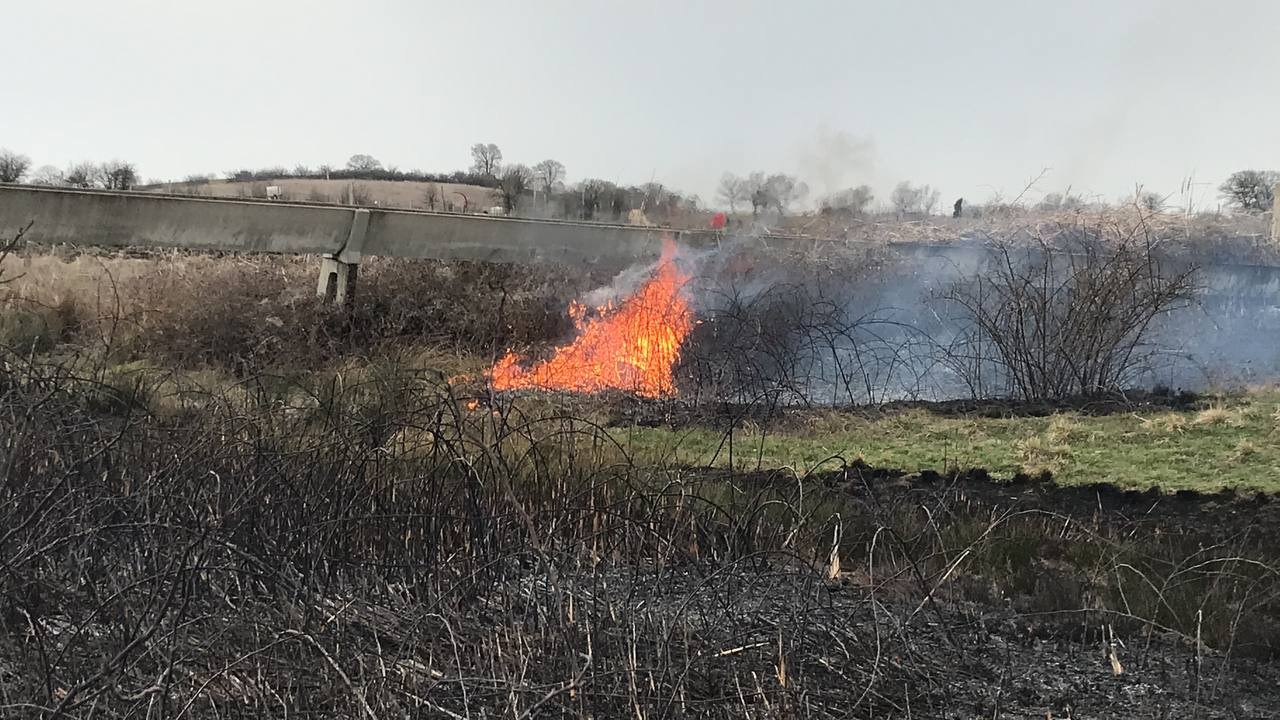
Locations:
147;177;500;212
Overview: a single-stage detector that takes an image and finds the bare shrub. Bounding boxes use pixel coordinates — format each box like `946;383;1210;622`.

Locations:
681;282;932;409
938;223;1199;400
0;221;29;286
679;246;934;408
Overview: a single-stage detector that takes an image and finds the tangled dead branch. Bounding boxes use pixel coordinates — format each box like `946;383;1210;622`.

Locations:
937;221;1199;400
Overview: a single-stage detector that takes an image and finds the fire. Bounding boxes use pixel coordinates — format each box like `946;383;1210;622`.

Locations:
488;239;693;398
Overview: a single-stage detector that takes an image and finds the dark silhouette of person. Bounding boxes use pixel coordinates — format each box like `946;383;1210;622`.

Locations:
953;198;964;218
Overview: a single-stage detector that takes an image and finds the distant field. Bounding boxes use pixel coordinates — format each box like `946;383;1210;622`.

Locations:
148;177;500;212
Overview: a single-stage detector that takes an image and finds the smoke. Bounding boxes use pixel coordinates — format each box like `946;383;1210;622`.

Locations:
794;126;879;199
574;228;1280;405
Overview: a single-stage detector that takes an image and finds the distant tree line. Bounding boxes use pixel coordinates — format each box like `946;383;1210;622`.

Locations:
225;162;500;189
1219;170;1278;214
0;149;138;190
6;142;1276;222
716;172;810;217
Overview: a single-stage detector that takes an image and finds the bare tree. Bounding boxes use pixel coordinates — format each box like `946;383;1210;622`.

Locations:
99;160;138;190
764;174;807;214
891;182;916;215
716;173;749;213
28;165;64;186
0;149;32;183
576;178;611;220
745;172;768;216
640;182;669;211
346;154;383;172
532;159;565;195
498;164;533;212
890;181;938;216
65;162;100;188
470;143;503;178
920;184;941;215
742;172;808;216
820;185;874;216
1219;170;1278;213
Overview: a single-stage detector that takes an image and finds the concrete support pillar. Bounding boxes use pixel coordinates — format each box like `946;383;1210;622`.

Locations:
1273;182;1279;243
317;255;358;304
317;208;370;306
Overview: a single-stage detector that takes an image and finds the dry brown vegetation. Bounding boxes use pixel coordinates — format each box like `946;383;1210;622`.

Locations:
795;205;1277;263
0;251;601;373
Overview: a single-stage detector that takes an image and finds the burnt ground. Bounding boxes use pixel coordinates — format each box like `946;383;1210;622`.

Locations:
6;464;1278;718
604;387;1206;429
500;562;1280;720
454;466;1280;718
657;462;1280;718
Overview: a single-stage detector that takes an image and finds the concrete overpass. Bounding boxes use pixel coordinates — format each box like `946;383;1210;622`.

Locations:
0;185;761;303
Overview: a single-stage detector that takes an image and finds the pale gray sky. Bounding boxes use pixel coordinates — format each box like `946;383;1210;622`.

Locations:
3;0;1277;210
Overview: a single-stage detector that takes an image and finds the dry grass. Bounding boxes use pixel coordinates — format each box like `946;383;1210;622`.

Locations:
1148;411;1190;433
1044;414;1078;444
1231;439;1260;463
1016;428;1074;474
790;204;1276;264
1194;405;1236;426
1;250;589;373
0;252;163;314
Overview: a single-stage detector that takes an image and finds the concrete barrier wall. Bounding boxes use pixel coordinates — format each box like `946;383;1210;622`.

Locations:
0;185;354;255
0;185;743;266
364;209;673;266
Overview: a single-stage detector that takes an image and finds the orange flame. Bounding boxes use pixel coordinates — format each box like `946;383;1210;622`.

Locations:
489;239;693;398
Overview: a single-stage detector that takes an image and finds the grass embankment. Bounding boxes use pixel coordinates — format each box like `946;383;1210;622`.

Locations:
611;390;1280;493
